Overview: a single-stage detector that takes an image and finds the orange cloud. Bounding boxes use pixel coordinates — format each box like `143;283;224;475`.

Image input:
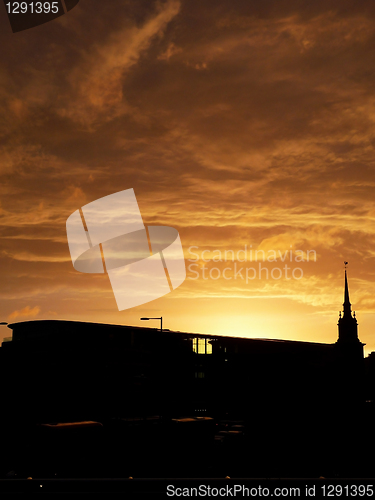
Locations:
8;306;41;321
157;42;182;61
61;0;181;126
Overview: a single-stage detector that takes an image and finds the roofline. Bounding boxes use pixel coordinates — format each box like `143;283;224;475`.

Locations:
5;319;335;347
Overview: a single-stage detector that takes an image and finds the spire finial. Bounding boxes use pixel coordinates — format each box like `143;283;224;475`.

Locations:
343;262;352;317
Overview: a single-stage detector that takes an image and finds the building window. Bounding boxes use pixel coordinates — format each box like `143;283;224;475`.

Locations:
192;339;197;353
192;338;212;354
198;338;205;354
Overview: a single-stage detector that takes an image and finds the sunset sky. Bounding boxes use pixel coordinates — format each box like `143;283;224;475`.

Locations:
1;0;375;354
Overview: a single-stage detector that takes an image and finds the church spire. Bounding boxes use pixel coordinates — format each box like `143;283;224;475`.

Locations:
343;266;352;317
337;262;358;343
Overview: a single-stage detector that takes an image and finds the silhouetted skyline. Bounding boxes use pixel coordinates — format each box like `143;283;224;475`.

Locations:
1;1;375;352
0;269;371;479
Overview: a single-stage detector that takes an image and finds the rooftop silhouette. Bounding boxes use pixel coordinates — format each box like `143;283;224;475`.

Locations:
0;268;373;479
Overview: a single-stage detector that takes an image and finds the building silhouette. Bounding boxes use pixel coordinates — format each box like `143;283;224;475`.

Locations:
0;269;372;478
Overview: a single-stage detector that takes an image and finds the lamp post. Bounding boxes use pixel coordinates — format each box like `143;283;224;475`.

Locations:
140;317;163;331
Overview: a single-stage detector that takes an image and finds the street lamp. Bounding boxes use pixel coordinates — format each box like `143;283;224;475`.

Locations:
140;317;163;331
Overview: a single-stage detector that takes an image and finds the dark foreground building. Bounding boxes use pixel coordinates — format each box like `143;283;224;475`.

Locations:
0;270;372;478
